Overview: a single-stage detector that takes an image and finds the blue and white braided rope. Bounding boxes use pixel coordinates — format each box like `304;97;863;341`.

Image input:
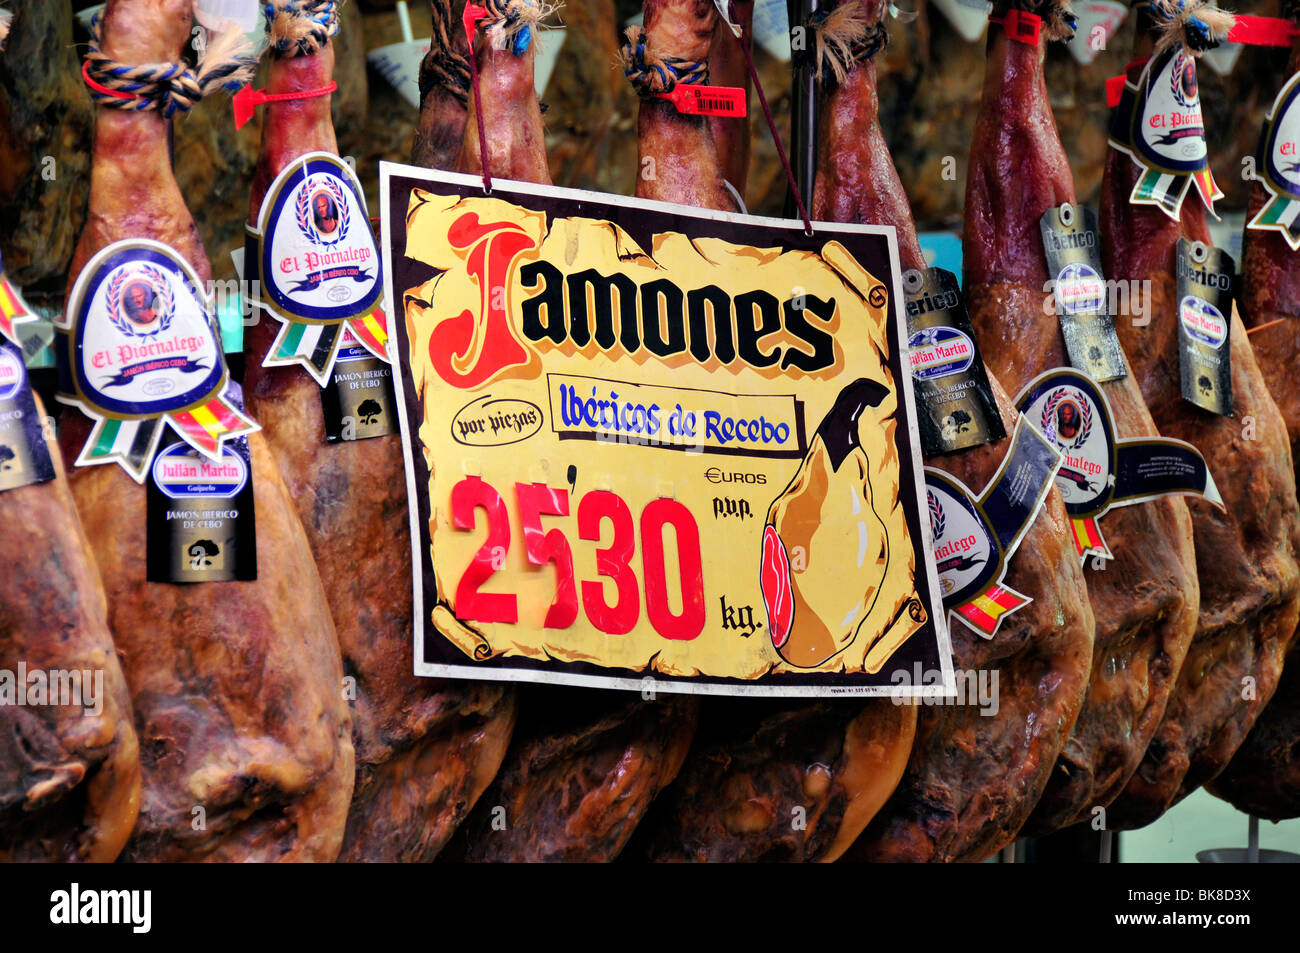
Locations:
266;0;340;58
83;12;254;118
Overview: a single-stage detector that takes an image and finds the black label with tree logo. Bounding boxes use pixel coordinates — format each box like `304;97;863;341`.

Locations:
1040;203;1127;382
146;385;257;583
1175;239;1234;417
903;267;1005;458
320;341;398;442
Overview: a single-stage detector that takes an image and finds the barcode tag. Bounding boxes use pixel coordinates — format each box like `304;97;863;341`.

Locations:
662;84;747;117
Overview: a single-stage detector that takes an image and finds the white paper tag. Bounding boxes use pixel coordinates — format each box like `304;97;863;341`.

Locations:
931;0;992;42
194;0;262;33
1064;0;1127;65
713;0;743;36
1202;41;1243;77
534;26;567;96
753;0;792;62
369;40;427;109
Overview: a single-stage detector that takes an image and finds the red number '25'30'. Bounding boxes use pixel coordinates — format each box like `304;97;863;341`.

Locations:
448;478;705;641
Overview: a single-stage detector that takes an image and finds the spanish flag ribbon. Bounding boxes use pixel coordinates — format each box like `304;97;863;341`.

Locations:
168;395;258;457
266;318;344;385
1070;515;1113;562
346;304;389;361
265;303;390;385
76;394;257;484
1250;190;1300;249
0;269;35;346
955;584;1032;639
1190;166;1225;218
1127;165;1223;223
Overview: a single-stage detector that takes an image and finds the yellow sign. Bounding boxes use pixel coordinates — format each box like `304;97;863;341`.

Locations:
382;166;952;696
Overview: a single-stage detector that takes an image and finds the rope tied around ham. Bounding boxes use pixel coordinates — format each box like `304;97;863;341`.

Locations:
620;27;708;97
991;0;1078;42
82;13;255;118
266;0;340;58
472;0;560;55
797;3;888;86
1134;0;1235;54
420;0;471;106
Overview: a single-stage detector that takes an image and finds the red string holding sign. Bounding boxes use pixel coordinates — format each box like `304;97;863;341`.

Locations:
724;1;813;234
463;2;494;193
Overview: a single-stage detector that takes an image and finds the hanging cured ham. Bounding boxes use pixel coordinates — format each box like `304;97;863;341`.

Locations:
627;0;737;210
243;0;514;862
0;1;139;866
439;0;698;863
960;0;1201;835
58;0;353;862
1102;0;1300;827
413;0;470;169
636;0;914;864
706;0;752;198
810;0;1094;863
1207;12;1300;820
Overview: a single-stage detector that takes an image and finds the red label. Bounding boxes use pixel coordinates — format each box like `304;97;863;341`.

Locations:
660;84;747;118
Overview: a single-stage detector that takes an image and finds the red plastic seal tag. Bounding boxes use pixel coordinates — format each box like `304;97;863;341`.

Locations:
656;84;747;117
463;2;488;47
1105;58;1149;109
1227;15;1300;47
233;82;339;130
990;9;1042;45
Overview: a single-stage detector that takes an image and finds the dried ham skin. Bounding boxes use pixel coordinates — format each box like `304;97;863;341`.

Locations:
1101;22;1300;828
960;6;1199;835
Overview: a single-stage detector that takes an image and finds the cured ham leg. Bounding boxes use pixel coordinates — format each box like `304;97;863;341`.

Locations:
0;398;140;863
706;0;752;197
1207;23;1300;820
961;0;1199;835
630;0;735;209
413;0;470;169
621;0;908;865
642;0;1053;865
457;1;549;182
439;0;697;863
806;0;1093;863
59;0;353;862
1102;6;1300;827
244;1;514;862
0;0;138;867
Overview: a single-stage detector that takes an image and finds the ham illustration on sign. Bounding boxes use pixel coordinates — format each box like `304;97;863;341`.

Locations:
384;166;951;696
760;378;892;668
